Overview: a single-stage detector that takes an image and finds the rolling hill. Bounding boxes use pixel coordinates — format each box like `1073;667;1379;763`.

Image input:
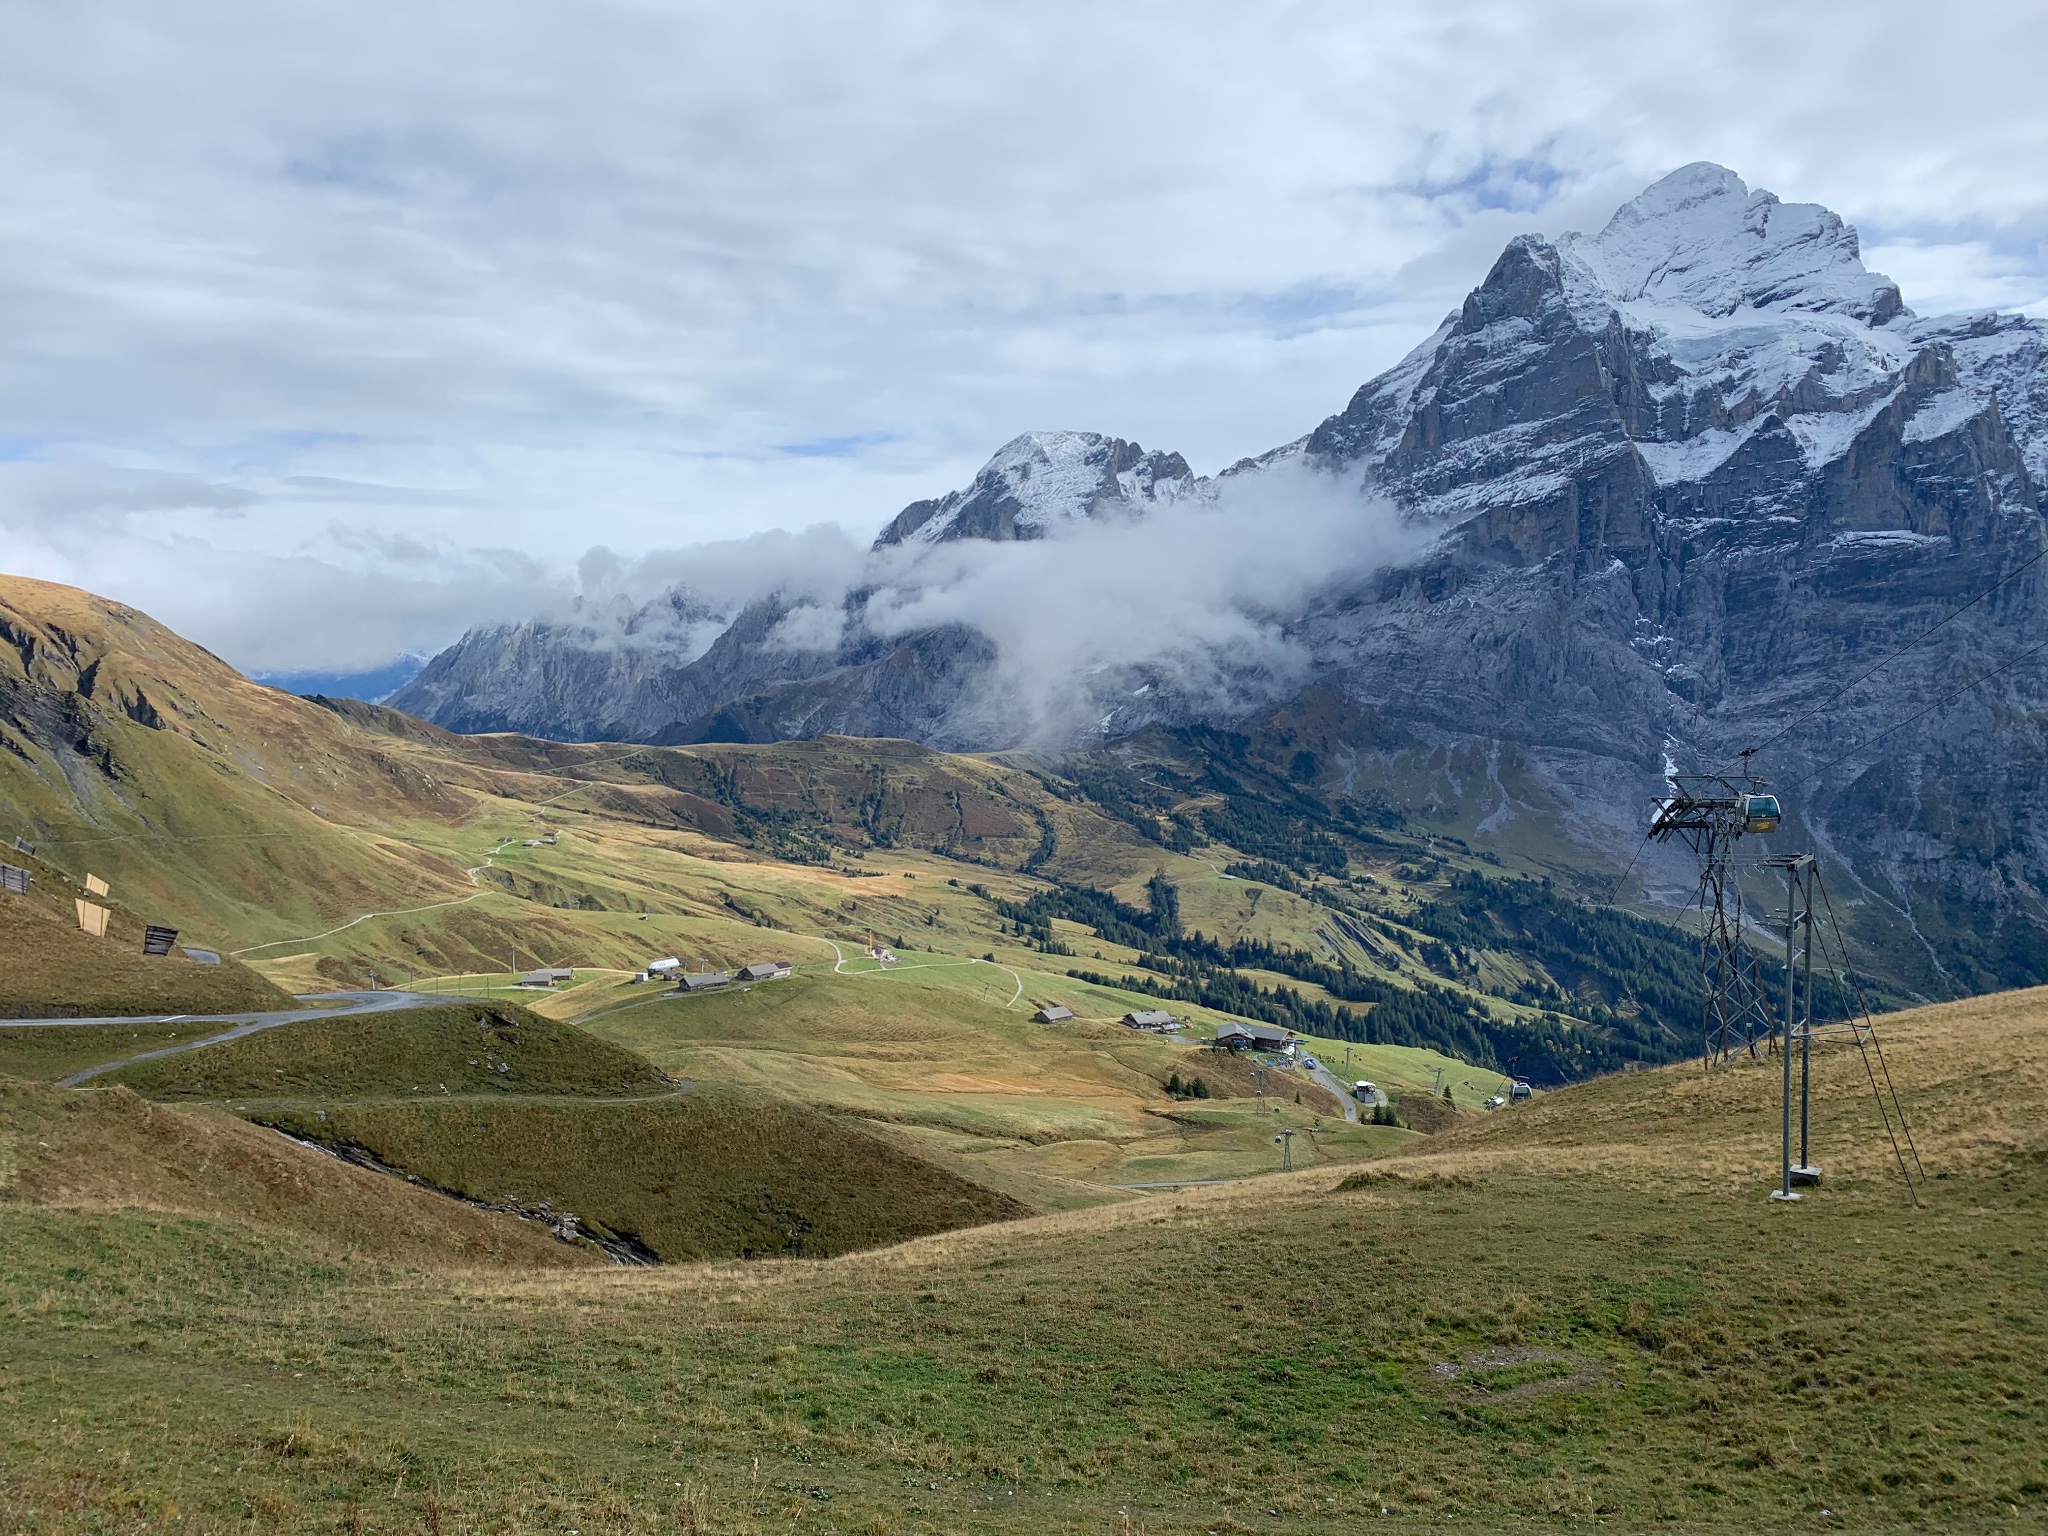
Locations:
0;1078;593;1269
0;981;2039;1532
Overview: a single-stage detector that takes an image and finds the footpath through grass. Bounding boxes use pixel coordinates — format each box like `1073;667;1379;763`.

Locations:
0;1022;209;1083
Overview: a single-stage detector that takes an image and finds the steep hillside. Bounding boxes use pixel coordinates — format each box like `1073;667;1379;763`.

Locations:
0;574;1135;961
258;1093;1029;1261
0;1080;594;1268
0;573;488;946
0;845;293;1018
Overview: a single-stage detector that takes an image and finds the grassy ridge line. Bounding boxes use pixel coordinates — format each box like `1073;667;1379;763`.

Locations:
256;1095;1030;1261
101;1001;673;1101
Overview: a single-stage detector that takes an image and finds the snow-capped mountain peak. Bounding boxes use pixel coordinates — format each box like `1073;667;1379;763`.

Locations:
1303;160;2043;517
1562;161;1903;324
873;429;1195;547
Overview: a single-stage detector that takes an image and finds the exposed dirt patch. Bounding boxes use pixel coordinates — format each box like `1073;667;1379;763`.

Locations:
1428;1348;1608;1402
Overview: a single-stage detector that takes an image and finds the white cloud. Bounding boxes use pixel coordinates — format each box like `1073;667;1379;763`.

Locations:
1;0;2045;672
762;602;849;654
1862;238;2048;319
861;460;1428;740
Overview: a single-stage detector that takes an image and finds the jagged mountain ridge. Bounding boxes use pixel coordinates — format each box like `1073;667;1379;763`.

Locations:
1284;163;2048;991
389;587;726;740
872;430;1196;547
392;164;2048;990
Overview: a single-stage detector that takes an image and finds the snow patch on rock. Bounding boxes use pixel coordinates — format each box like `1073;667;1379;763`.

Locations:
876;430;1197;548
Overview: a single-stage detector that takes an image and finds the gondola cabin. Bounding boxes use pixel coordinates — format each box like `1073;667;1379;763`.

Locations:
1742;794;1781;835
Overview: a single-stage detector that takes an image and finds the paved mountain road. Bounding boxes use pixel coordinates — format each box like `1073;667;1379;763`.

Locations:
1300;1057;1388;1122
0;991;483;1087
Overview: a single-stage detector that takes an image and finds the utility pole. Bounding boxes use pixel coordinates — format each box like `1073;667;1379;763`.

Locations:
1772;863;1798;1202
1273;1128;1296;1172
1766;853;1819;1201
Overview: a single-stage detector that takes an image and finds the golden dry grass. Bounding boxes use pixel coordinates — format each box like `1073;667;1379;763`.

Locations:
1372;982;2048;1191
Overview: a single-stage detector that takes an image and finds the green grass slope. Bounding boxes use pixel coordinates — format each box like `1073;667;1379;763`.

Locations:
0;1080;592;1269
257;1093;1029;1260
0;858;294;1019
104;1001;672;1100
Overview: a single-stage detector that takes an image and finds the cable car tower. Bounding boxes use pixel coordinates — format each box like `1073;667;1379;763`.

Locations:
1645;757;1922;1205
1648;758;1783;1067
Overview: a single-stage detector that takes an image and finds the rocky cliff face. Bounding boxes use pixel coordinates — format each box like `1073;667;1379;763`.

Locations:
396;164;2048;991
387;588;725;740
1289;163;2048;993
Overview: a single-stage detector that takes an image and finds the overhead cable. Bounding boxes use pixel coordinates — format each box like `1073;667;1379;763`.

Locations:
1733;540;2048;768
1790;633;2048;788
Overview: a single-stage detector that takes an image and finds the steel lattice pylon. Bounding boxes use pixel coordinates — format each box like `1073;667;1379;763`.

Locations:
1643;769;1924;1205
1649;772;1778;1067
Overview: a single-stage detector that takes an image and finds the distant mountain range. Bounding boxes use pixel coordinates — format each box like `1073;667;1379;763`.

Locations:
390;164;2048;996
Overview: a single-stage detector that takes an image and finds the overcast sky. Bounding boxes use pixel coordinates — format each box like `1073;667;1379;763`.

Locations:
3;0;2045;677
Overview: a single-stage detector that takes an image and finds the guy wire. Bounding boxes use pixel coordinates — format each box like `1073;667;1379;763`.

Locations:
1729;540;2048;770
1786;634;2048;790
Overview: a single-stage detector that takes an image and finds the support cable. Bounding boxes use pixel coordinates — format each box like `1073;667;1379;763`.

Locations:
1809;870;1923;1203
1730;541;2048;769
1785;634;2048;790
1604;828;1654;904
1810;912;1915;1203
1815;873;1925;1184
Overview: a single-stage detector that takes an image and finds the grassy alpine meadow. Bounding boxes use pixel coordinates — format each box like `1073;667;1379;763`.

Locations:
4;987;2047;1534
0;1161;2041;1533
0;1021;219;1084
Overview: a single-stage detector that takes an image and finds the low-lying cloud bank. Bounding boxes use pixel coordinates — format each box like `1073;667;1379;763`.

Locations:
563;458;1431;741
5;449;1428;740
